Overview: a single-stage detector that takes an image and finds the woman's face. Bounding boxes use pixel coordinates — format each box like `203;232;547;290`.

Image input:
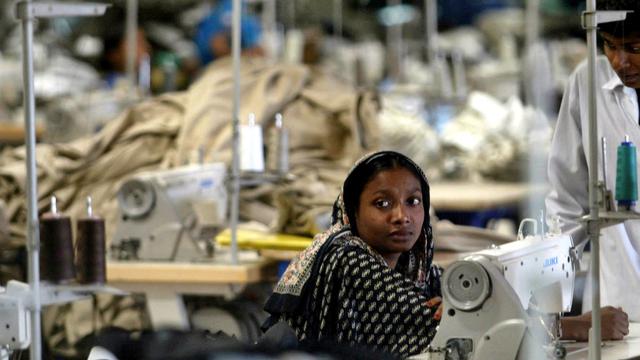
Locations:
354;166;425;267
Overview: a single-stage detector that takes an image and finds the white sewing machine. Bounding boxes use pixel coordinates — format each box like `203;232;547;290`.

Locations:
111;163;227;261
415;231;577;360
0;281;125;360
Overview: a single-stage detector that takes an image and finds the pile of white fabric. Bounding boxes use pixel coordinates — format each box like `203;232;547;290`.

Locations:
440;92;552;182
377;90;552;183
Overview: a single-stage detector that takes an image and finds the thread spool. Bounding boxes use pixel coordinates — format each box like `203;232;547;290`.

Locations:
75;196;107;284
40;196;76;283
239;113;265;172
267;113;289;174
615;135;638;210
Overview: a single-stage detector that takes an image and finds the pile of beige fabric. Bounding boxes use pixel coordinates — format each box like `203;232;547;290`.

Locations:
0;58;380;356
0;58;380;241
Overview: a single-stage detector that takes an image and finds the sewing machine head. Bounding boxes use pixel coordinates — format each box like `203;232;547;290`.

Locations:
111;163;227;261
472;233;575;314
425;233;576;360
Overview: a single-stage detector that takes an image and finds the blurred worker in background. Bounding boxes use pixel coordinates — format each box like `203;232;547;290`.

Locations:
100;8;151;89
194;0;263;66
437;0;510;28
546;0;640;321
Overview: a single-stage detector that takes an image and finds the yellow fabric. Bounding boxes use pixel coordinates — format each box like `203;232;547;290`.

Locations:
216;228;312;251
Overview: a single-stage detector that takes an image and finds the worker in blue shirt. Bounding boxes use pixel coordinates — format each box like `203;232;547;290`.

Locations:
195;0;263;65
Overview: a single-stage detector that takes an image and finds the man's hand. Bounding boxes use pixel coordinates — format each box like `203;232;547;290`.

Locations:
561;306;629;341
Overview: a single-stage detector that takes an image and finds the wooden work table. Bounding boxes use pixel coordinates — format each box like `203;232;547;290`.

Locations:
107;256;277;329
0;123;44;145
108;251;461;329
430;181;548;211
107;260;276;284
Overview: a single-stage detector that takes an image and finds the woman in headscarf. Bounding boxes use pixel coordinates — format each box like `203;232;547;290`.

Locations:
263;150;442;358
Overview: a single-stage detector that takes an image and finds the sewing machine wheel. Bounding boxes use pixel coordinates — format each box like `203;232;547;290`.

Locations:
442;260;491;311
117;179;156;219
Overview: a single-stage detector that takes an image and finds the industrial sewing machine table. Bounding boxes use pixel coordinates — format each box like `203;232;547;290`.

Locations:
409;322;640;359
106;255;277;329
565;322;640;360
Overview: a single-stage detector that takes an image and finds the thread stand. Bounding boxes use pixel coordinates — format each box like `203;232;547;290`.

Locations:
581;4;634;360
237;112;291;187
12;2;111;360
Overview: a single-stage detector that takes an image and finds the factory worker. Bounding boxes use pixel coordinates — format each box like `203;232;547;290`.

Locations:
98;8;151;88
546;0;640;321
263;151;443;358
194;0;263;65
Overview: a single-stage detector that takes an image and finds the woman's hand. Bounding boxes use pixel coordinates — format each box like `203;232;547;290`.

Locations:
425;296;443;321
561;306;629;341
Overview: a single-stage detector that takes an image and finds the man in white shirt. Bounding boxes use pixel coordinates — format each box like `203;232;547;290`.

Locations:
546;0;640;323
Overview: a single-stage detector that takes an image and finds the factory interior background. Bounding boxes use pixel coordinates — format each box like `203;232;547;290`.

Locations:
0;0;626;359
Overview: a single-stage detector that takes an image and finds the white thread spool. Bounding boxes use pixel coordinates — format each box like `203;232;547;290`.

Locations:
239;113;265;172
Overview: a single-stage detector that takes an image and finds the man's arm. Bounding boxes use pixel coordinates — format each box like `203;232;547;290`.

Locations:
545;68;590;244
561;306;630;341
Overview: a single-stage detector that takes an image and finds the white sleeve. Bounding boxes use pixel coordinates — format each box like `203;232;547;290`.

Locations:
545;69;589;244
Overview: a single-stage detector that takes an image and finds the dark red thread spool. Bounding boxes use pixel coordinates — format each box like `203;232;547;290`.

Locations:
40;196;76;283
76;196;106;284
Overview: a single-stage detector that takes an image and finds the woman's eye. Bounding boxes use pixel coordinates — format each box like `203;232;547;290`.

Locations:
408;197;422;206
627;46;640;54
375;199;390;208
